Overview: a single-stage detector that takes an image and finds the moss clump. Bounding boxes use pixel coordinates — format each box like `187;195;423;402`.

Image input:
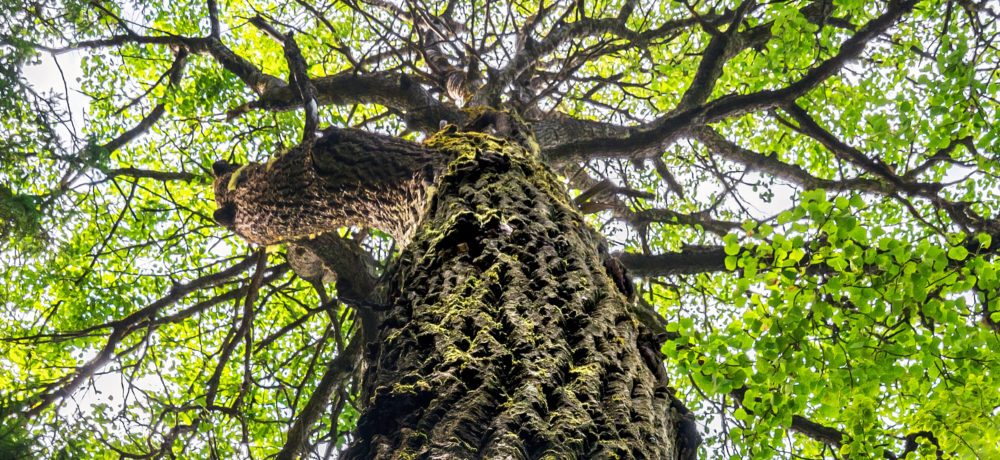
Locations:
226;164;249;191
344;127;679;460
390;380;431;396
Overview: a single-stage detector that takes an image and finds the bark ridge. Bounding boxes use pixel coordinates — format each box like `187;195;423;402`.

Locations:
345;131;683;459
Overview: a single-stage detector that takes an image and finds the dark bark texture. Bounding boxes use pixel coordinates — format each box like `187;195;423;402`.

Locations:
341;130;685;459
213;126;447;245
212;125;691;458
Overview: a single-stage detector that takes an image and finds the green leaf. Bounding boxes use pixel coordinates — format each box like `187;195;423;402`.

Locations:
948;245;969;261
725;256;738;271
977;233;992;249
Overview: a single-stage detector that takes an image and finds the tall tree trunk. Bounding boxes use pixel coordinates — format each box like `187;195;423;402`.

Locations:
213;125;694;459
345;129;686;459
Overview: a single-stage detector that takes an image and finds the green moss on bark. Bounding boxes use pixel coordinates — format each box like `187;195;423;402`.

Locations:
344;130;682;459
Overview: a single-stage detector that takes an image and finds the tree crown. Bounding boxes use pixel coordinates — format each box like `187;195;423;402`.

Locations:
2;0;999;458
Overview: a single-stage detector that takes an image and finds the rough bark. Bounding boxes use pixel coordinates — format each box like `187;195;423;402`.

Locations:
212;126;447;245
214;126;693;459
342;130;687;459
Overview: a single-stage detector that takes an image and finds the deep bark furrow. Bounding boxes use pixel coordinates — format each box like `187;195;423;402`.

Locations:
344;131;680;459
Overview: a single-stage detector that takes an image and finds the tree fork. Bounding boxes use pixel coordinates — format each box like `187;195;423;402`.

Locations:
352;129;691;458
214;126;696;459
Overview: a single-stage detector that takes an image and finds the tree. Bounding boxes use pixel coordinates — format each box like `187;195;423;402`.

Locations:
2;0;999;458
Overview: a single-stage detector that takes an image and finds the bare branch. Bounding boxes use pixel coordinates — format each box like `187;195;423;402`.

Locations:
283;31;320;141
103;49;188;153
476;14;707;106
24;256;263;418
275;324;366;460
781;102;902;186
105;168;198;182
207;0;221;38
249;15;288;45
244;72;462;134
205;250;268;407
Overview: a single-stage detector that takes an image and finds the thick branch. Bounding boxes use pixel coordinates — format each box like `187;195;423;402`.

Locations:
789;415;847;449
212;126;447;245
620;247;729;277
40;32;284;95
105;167;198;182
676;1;768;110
249;15;288;44
200;37;286;95
630;208;741;236
543;0;919;162
620;231;996;279
890;431;944;460
248;72;463;134
691;125;891;193
288;233;378;303
782;102;902;186
282;32;320;141
206;0;221;38
731;386;846;449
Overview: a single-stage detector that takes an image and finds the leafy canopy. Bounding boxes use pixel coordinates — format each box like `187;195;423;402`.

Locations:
1;0;999;458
